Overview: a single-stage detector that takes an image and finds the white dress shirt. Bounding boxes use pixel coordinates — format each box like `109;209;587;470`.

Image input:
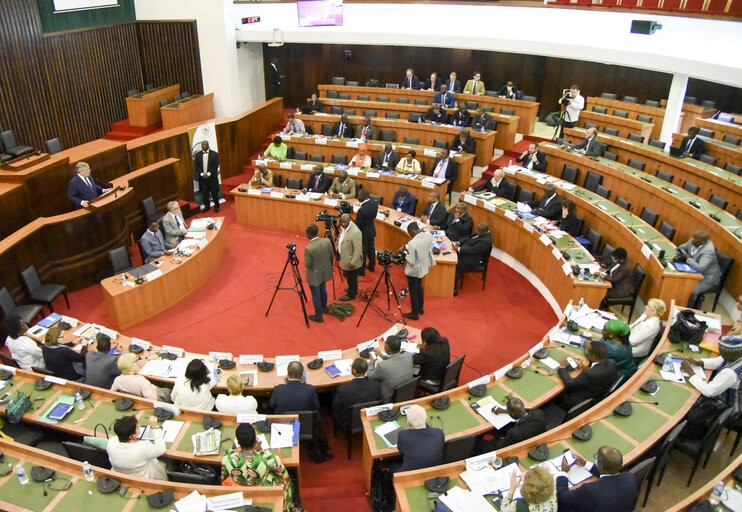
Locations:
171;374;216;410
689;356;741;397
215;394;258;414
107;428;166;480
5;335;44;370
201;151;209;177
564;93;585;123
434;158;449;179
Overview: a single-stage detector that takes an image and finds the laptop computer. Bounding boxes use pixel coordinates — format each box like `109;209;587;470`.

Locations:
129;263;157;278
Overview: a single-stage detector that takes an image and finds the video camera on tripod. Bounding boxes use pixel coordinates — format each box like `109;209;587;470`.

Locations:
560;89;574;103
315;209;339;225
286;243;297;253
376;249;406;266
336;201;353;215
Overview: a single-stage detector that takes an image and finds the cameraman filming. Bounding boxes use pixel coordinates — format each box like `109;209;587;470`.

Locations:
304;224;334;323
558;85;584;138
338;214;363;302
403;223;436;321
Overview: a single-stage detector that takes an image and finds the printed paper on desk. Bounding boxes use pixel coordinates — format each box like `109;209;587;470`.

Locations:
256;434;269;450
539;234;552;246
239;354;263;364
209;352;233;362
424;148;437;157
552;247;563;260
365;403;393;417
463;194;477;206
440;485;493;511
401;341;420;354
641;244;652;259
145;269;163;281
196;238;208;250
239;370;257;387
318;349;342;361
504;210;517;221
205;492;245;512
347;169;359;176
276;364;288;377
174;490;206;512
483;201;496;212
493;364;513;381
315;137;328;145
334;359;353;375
139;360;172;377
382;325;401;339
467;375;491;389
460;464;499;496
237;413;267;424
376;213;386;221
279;162;293;169
269;191;284;199
540;357;561;370
562;262;573;276
270;423;294;449
523;221;534;233
536;177;548;185
346;140;359;148
366;172;380;178
466;451;498;470
162;345;184;357
421;180;434;189
323;198;339;207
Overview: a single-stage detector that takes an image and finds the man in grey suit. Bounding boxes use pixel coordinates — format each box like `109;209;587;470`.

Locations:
338;214;363;302
140;222;172;263
572;127;604;157
162;201;187;247
304;224;334;323
368;335;413;402
403;223;435;320
675;230;721;308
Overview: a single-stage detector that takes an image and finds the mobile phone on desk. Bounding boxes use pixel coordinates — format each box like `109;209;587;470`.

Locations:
563;449;575;465
566;357;578;371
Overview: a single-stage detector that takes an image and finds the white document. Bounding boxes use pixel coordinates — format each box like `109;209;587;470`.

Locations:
256;434;270;450
373;421;399;447
365;404;393;417
44;375;67;386
694;313;722;331
161;420;185;443
175;490;206;512
237;413;267;424
307;192;323;200
138;360;172;378
660;361;686;383
540;357;561;370
460;465;499;495
357;339;379;352
346;140;359;148
333;358;354;376
197;238;208;250
400;341;420;354
239;354;263;364
439;485;493;512
562;262;573;276
270;423;294;449
566;464;594;485
276;364;288;377
295;194;310;201
493;363;513;381
472;396;513;430
323;198;339;207
516;202;532;213
317;349;342;361
641;244;653;259
184;231;205;239
376;212;386;221
578;263;601;274
205;492;245;511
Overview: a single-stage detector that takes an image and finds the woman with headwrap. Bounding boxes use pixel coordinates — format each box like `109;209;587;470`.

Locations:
599;319;636;381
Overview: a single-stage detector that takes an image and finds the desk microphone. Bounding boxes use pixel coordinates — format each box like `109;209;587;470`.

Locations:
690;200;701;209
709;206;725;223
621;399;660;406
641;177;652;183
93;175;113;190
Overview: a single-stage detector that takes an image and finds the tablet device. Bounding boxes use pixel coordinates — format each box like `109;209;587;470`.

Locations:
47;403;74;421
324;365;341;378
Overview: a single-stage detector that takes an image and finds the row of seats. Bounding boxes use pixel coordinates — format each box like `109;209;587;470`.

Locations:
584;121;646;141
158;91;191;108
553;0;742;17
125;83;155;97
592;105;655;124
0;266;69;323
600;91;719;110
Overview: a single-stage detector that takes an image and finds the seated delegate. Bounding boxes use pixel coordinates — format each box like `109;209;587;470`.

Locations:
555;199;581;237
596;319;636;381
140;221;172;264
502;465;555;512
453;222;492;296
449;127;476;154
600;248;634;303
3;315;44;370
557;340;617;410
171;359;217;411
445;203;474;243
263;135;288;161
528;184;562;221
107;415;166;480
283;113;305;135
367;335;413;402
675;230;721;308
629;298;666;358
349;144;373;168
391;186;416;215
85;333;121;389
433;84;455;108
111;353;170;402
250;164;274;187
162;200;188;247
331;358;382;430
413;327;451;387
329;170;356;199
422;71;441;91
394;404;444;472
490;396;546;450
215;375;258;414
41;327;85;381
395;150;422;174
375;143;400;171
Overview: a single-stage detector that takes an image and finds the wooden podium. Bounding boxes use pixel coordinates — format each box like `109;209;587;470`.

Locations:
161;93;215;130
125;84;180;127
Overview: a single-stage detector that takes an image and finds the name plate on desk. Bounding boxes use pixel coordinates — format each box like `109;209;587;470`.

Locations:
347;169;359;176
318;349;342;360
552;247;562;260
503;166;517;175
523;221;534;233
197;238;208;250
279;162;293;169
239;355;263;364
483;202;496;212
276;355;300;365
146;269;163;281
641;244;653;259
300;164;314;171
466;451;498;470
463;194;477;206
424;148;437;157
539;234;552;246
346;140;359;148
0;365;16;376
504;210;517;221
467;375;491;390
493;364;513;381
562;262;573;276
162;345;184;357
536;177;548;185
131;338;151;350
315;137;328;145
324;198;339;207
364;403;393;417
209;352;233;361
237;413;267;424
366;172;380;178
376;213;386;221
528;342;545;357
247;188;261;196
295;194;310;201
44;375;67;386
270;191;284;199
421;180;434;189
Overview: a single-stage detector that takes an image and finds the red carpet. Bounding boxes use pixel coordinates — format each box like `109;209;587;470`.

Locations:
60;161;556;511
104;119;163;141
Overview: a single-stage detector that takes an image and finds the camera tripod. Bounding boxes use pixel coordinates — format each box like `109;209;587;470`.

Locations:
266;246;310;328
552;92;572;142
356;261;406;327
321;219;344;301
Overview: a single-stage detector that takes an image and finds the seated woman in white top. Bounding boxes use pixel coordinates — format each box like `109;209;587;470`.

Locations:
348;144;372;169
629;298;667;358
3;315;44;371
107;415;166;480
171;359;216;410
215;375;258;414
111;353;172;402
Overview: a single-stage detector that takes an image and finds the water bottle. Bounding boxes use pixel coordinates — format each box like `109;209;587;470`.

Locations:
121;274;126;286
74;391;84;410
662;354;674;373
578;297;585;309
710;481;725;505
15;464;28;486
284;185;288;194
579;267;586;281
508;159;513;168
83;461;94;482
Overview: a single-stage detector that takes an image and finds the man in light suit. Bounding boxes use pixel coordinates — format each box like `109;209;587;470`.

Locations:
304;224;334;323
392;186;416;215
375;143;400;171
355;116;377;141
338;214;363;301
67;161;110;209
433;84;456;108
679;126;707;160
355;189;378;275
193;141;220;213
446;72;462;94
249;163;274;187
528;184;562;220
332;358;382;429
329;170;356;199
161;201;187;247
368;335;413;402
676;230;721;308
572;126;604;157
463;72;485;96
420;190;448;228
403;223;435;320
140;222;172;263
306;167;332;193
453;222;492;296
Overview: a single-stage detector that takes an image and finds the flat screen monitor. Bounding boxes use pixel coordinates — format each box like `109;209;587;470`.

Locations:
297;0;343;27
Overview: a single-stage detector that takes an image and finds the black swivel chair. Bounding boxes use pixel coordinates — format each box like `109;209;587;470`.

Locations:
622;95;638;103
595;184;611;199
391;377;419;403
0;130;33;157
585;228;603;255
709;193;729;210
603;150;619;162
655;170;674;183
682;181;700;195
20;265;69;313
615;196;631;210
603;264;645;320
286;178;302;189
109;247;134;275
640;207;659;227
44;138;62;154
592;106;608;114
648;139;665;150
658;221;676;241
583;171;603;192
612;110;629;118
0;286;43;324
419;355;465;395
62;441;111;469
141;196;165;225
603;127;619;136
344;400;381;459
699;154;718;166
672;409;732;486
627;158;646;171
561;165;579;184
628;133;645;143
636;114;653;123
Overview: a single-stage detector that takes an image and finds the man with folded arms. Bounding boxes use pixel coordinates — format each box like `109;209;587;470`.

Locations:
557;340;617;410
332;358;382;429
329;170;356;199
557;446;637;511
303;224;334;323
140;222;172;264
367;335;413;402
394;404;444;472
162;201;187;247
453;222;491;296
338;214;363;302
249;163;274;187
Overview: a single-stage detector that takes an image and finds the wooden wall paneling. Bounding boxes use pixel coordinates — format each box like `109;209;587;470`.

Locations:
123;160;179;237
136;21;204;97
24;158;77;218
0;185;32;241
127;132;194;203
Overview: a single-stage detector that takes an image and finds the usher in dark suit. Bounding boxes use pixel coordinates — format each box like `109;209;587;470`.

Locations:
392;190;417;215
194;149;220;212
558;359;617;410
422;200;448;228
306;170;332;193
67;174;104;209
355;197;378;273
557;466;637;512
529;192;562;220
494;408;546;449
331;377;382;428
516;150;547;172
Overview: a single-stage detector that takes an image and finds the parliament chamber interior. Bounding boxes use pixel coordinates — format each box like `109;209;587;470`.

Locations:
1;0;741;510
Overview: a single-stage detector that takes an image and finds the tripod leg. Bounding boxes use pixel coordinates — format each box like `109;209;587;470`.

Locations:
290;259;310;327
356;266;390;328
385;270;407;325
266;257;293;317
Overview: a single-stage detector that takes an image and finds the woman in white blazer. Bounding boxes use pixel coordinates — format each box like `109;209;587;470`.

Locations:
171;359;217;410
629;298;667;358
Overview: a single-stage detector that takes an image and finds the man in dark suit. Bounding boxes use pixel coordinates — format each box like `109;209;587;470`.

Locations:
394;404;444;472
423;104;449;125
402;68;419;90
572;127;604;157
332;114;354;138
433;84;455;108
679;126;706;160
422;72;441;92
528;184;562;220
497;81;521;100
516;142;547;171
392;186;416;215
140;222;172;263
355;189;378;275
449;128;476;154
473;169;516;201
303;93;323;114
445;72;461;94
491;396;546;449
355;116;377;141
420;190;447;228
67;161;109;209
557;340;618;410
453;222;491;296
445;203;473;242
304;224;334;323
450;103;471;127
266;58;280;100
306;167;332;193
376;143;400;171
332;358;382;429
557;446;638;512
601;247;634;300
471;107;495;132
193;141;220;212
431;148;458;197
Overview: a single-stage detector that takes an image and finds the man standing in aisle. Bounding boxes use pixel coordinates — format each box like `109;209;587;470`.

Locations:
304;224;334;323
193;141;220;213
558;85;584;138
338;214;363;302
355;189;378;276
403;223;435;320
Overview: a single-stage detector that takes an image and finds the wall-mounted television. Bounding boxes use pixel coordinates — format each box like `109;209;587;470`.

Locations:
297;0;343;27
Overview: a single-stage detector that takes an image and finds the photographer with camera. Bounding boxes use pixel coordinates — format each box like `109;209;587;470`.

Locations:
356;189;378;276
403;223;436;320
304;225;334;323
558;85;584;138
338;214;363;301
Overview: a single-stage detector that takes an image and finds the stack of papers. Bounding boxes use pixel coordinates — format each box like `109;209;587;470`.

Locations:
192;428;221;456
460;462;520;497
270;421;298;449
138;359;176;378
176;490;249;512
439;486;493;511
374;421;401;448
469;396;513;430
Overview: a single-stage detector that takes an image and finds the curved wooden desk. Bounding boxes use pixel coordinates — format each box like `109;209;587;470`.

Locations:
659;100;716;134
585;96;673;140
697;117;742;144
160;93;215;130
101;216;226;330
539;142;742;300
274;132;475;193
672;131;742;173
125;84;180;127
253;159;448;217
0;438;283;512
505;165;701;306
317;84;540;135
577;110;654;142
458;191;610;308
229;186;457;298
393;303;714;512
667;452;742;512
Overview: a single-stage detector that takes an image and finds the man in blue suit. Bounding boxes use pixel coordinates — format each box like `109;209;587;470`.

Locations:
67;161;109;208
392;186;416;215
140;222;172;263
433;84;456;108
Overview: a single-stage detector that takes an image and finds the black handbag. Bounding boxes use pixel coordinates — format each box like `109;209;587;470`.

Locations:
668;309;707;344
